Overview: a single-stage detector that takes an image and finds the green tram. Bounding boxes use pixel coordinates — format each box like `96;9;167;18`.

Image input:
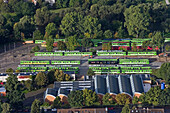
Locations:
127;52;157;56
88;59;118;64
48;67;79;74
17;67;47;72
97;52;126;56
51;61;80;65
35;52;63;56
17;66;79;73
64;52;93;56
89;66;152;74
20;61;50;65
119;59;149;64
121;69;152;74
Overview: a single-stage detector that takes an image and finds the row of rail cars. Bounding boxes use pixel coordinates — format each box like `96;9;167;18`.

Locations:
34;51;157;56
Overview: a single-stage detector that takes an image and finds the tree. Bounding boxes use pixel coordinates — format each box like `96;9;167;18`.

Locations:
52;96;61;108
68;90;84;108
158;63;170;84
46;69;56;84
6;68;13;73
117;26;127;38
103;93;115;105
16;16;35;39
124;4;151;38
57;41;67;50
45;23;57;37
102;42;112;50
33;30;43;40
32;46;40;52
1;103;10;113
145;86;162;106
81;16;102;39
132;96;139;104
46;35;54;51
87;69;95;76
115;93;130;105
34;7;58;26
158;88;170;105
60;12;83;36
81;38;93;51
132;42;137;52
142;40;150;51
66;35;78;51
64;74;71;81
121;104;130;113
35;72;48;88
24;80;33;91
104;30;113;39
31;99;41;113
5;74;25;109
82;89;98;106
152;31;165;51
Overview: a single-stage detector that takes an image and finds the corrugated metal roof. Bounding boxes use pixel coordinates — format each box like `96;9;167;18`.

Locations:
120;75;133;96
108;75;120;94
95;76;107;94
132;75;144;93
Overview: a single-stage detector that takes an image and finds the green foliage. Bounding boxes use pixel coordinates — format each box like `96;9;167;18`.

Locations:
34;7;57;26
158;63;170;84
117;26;127;38
115;93;130;105
132;42;137;52
81;38;93;51
57;41;67;50
121;104;130;113
54;70;71;81
32;46;40;53
132;96;139;104
6;68;13;73
52;96;61;108
102;42;112;50
68;90;84;108
82;89;98;106
1;103;10;113
35;72;48;88
46;69;56;84
124;4;151;37
142;40;150;51
33;30;43;40
144;86;162;106
66;35;78;50
24;80;33;91
45;23;57;37
87;69;95;76
152;31;164;50
158;88;170;105
31;99;41;113
5;74;25;109
102;93;116;105
46;35;54;51
104;30;113;39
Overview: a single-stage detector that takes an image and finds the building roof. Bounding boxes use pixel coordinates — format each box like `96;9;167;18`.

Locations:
119;75;133;96
95;76;107;95
107;75;120;94
46;88;58;97
140;74;151;80
132;75;144;93
58;88;70;96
